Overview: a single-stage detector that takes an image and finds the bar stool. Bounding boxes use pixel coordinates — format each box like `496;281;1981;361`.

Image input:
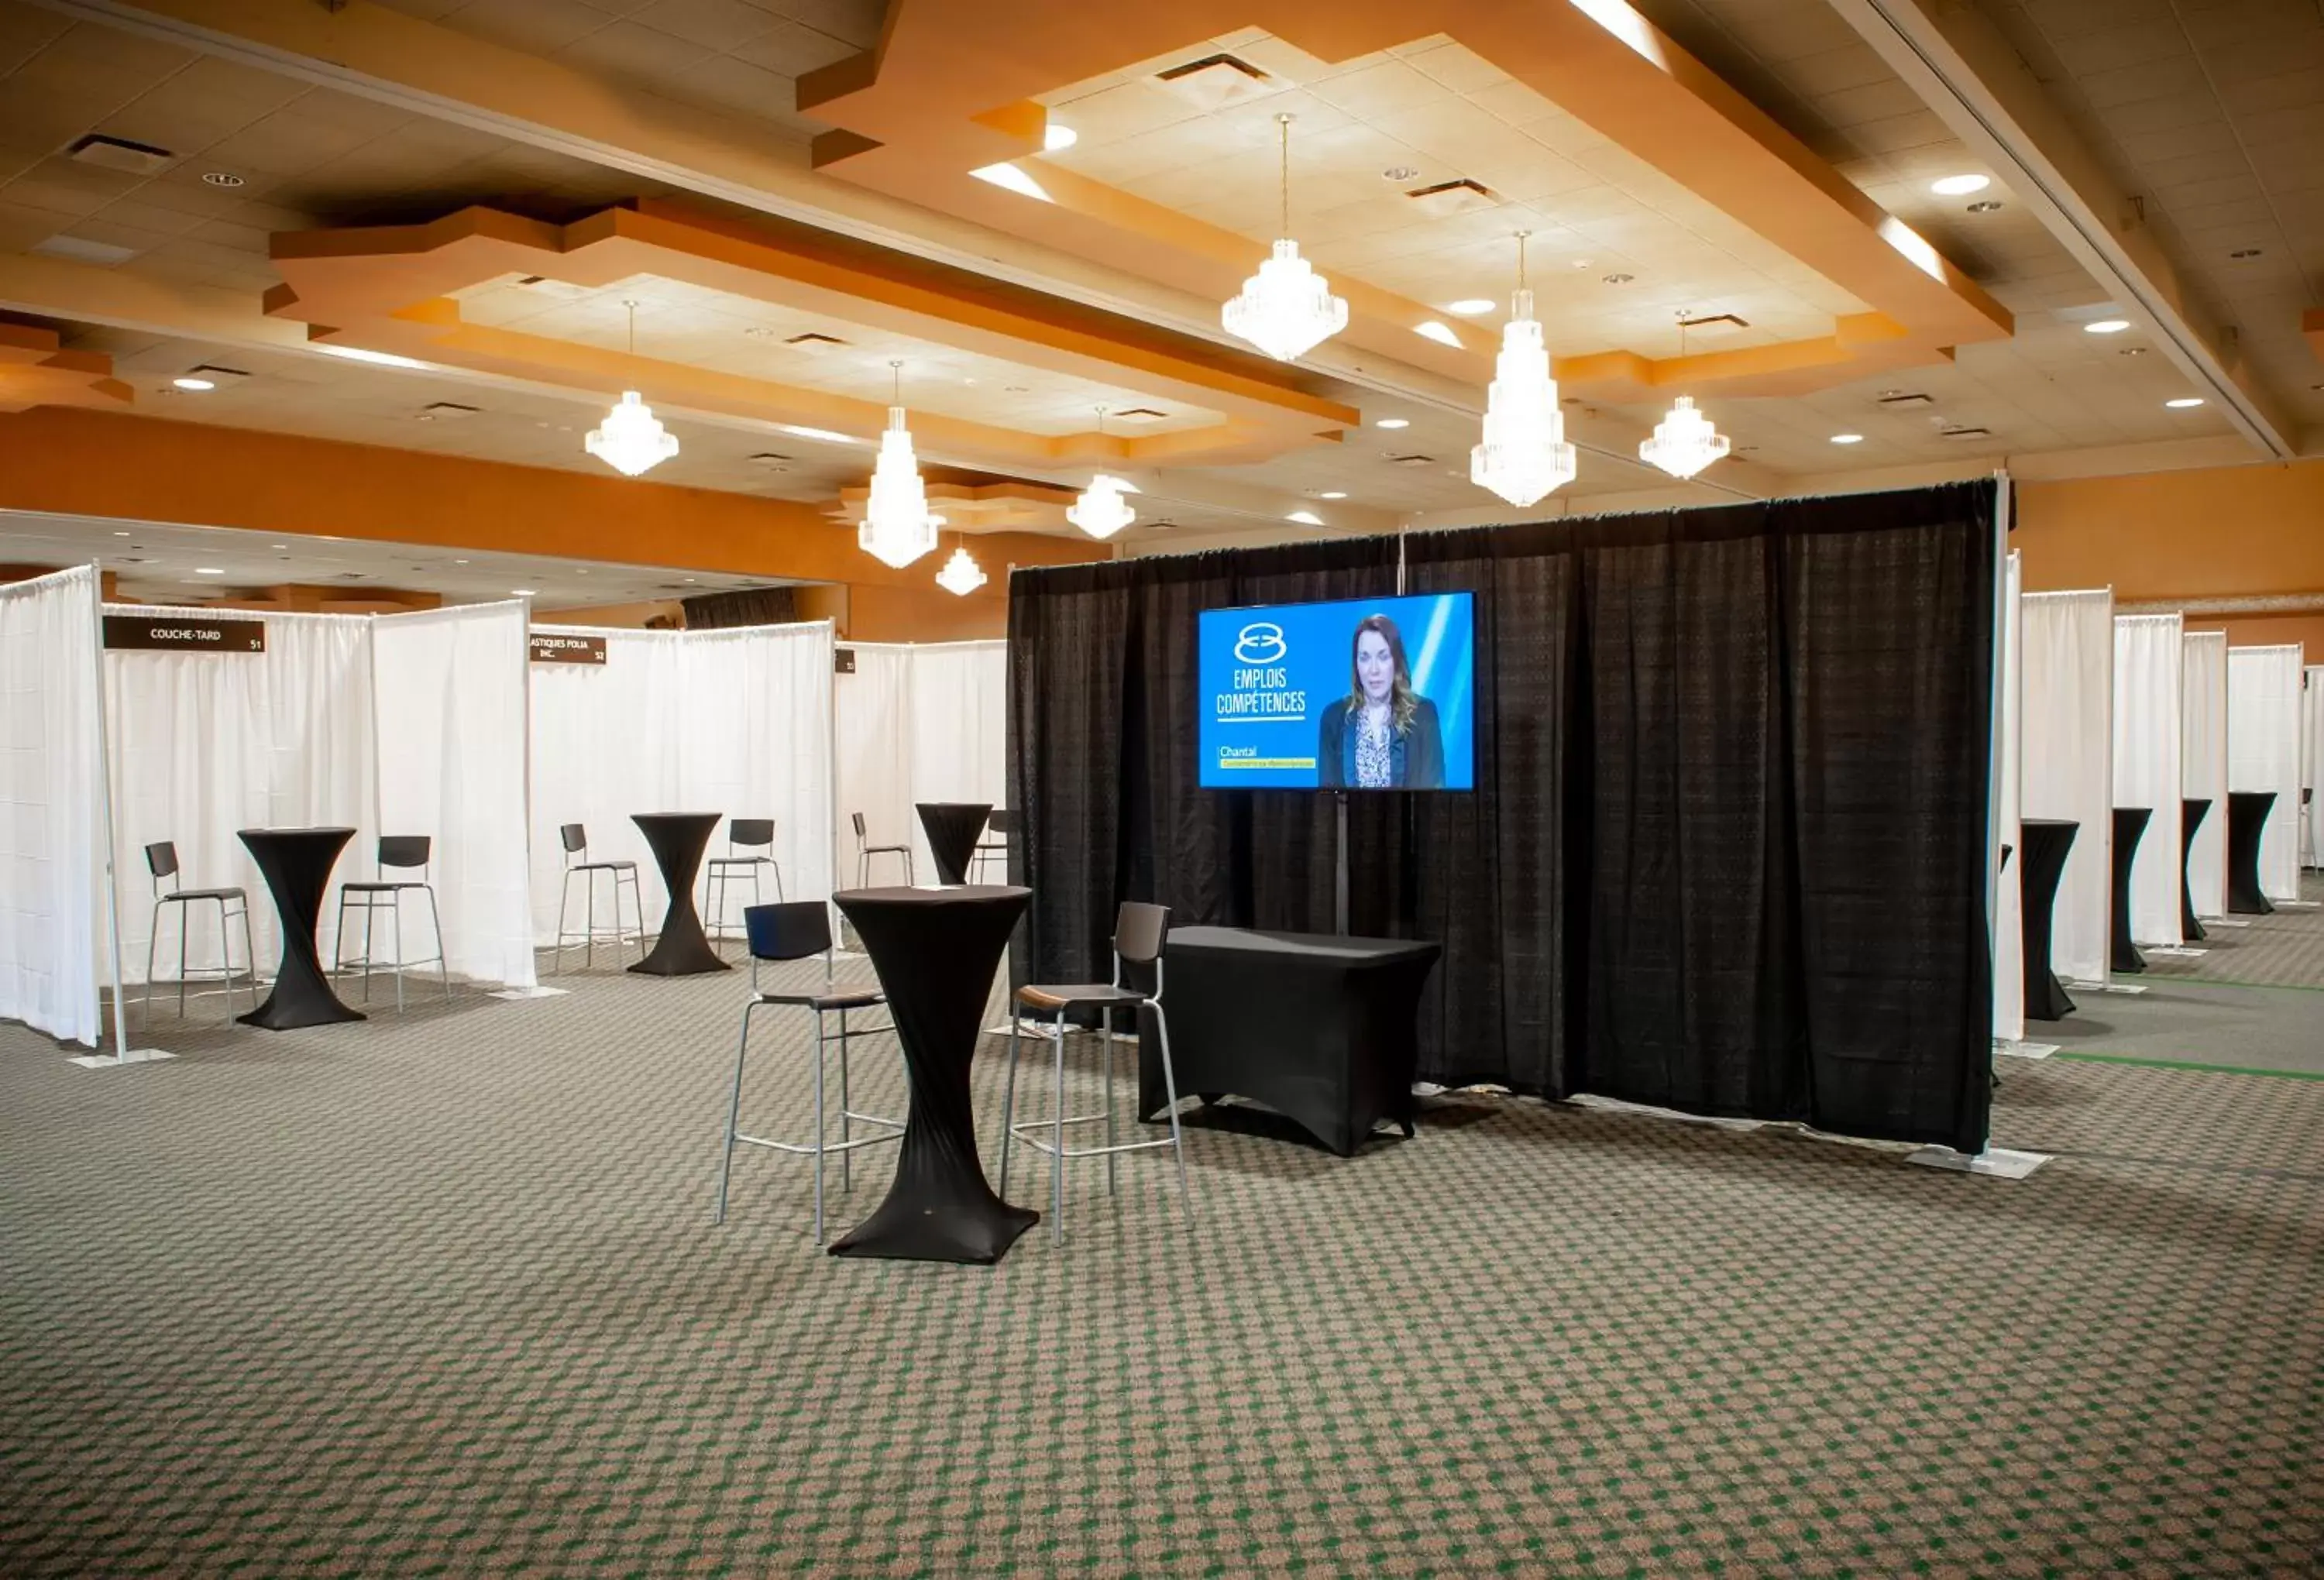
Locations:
999;901;1190;1242
141;840;257;1026
552;823;644;971
969;808;1012;882
715;902;903;1242
333;835;451;1011
852;812;914;888
703;817;784;951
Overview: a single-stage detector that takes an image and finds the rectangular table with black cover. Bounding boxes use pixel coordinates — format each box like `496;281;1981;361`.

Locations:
1137;927;1440;1157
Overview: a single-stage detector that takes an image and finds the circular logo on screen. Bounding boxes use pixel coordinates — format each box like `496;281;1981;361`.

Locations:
1233;622;1287;664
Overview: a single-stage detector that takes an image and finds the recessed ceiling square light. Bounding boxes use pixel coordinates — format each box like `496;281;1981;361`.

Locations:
311;344;430;369
2164;397;2205;408
1318;490;1348;500
2084;319;2131;334
1446;299;1494;315
1930;173;1990;196
1414;321;1463;348
511;587;538;596
173;377;215;392
1375;417;1410;429
1830;433;1865;445
1285;510;1324;524
194;567;225;575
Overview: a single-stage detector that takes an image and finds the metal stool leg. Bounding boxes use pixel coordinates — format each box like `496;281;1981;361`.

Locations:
811;1013;829;1245
1104;1002;1119;1197
838;1005;852;1194
1153;998;1191;1211
999;1007;1023;1197
391;892;407;1013
425;885;451;1001
1050;1005;1068;1242
552;871;573;976
716;999;756;1224
236;901;256;1015
142;900;163;1030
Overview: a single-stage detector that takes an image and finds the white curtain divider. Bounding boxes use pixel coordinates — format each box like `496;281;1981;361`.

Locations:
2181;631;2229;917
833;641;1007;884
0;567;108;1044
1992;551;2023;1043
2020;589;2113;986
373;602;537;988
2111;612;2183;946
105;605;379;985
2226;643;2305;902
2306;666;2322;871
528;622;834;946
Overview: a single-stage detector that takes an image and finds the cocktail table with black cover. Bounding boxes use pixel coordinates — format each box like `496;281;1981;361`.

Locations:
915;802;993;887
828;884;1037;1263
1139;926;1442;1157
629;812;728;976
2018;817;2078;1022
2226;791;2277;915
237;826;363;1031
2180;797;2212;940
2110;806;2151;974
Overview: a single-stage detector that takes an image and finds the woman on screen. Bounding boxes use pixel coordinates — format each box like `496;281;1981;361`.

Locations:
1317;613;1444;789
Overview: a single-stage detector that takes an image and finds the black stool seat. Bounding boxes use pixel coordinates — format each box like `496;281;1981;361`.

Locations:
755;987;884;1012
1019;982;1144;1010
340;878;429;892
163;884;245;903
570;858;636;871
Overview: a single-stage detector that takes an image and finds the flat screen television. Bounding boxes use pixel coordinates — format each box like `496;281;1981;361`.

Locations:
1198;591;1476;790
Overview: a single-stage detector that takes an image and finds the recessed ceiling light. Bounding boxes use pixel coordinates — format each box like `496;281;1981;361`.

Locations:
194;567;225;575
311;344;430;369
1414;320;1463;347
1374;417;1410;429
775;424;861;444
1445;299;1494;315
454;558;469;565
1830;433;1865;445
2084;319;2131;334
112;530;130;537
511;588;538;596
271;543;287;549
1286;510;1324;525
1043;122;1077;151
172;376;215;391
2164;397;2205;408
1318;490;1347;499
1930;173;1990;196
201;171;245;188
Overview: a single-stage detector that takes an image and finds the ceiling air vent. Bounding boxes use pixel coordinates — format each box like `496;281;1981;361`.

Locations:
1154;53;1276;111
513;275;588;299
66;134;175;176
1677;313;1749;336
34;234;139;266
1386;454;1436;468
748;452;794;465
784;331;847;352
1939;425;1992;441
1876;391;1935;408
1403;178;1498;218
1111;407;1169;423
186;363;252;385
418;401;480;420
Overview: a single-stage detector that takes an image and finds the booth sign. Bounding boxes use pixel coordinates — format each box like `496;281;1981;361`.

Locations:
530;634;607;665
103;616;265;653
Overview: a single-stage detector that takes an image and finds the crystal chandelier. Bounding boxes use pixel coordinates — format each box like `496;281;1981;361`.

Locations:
1470;232;1576;507
1638;312;1731;479
1067;406;1136;538
586;301;679;477
1221;115;1347;362
858;361;943;569
934;540;988;596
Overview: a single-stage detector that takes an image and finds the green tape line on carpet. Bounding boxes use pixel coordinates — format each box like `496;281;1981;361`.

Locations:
2057;1051;2324;1080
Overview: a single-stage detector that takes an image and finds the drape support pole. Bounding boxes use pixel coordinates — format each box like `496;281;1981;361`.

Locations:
83;563;163;1066
1985;471;2009;1041
1333;792;1349;936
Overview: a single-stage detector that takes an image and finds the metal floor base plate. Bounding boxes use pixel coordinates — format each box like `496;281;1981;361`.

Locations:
1996;1039;2058;1060
489;985;570;1000
1906;1145;2052;1179
68;1048;177;1070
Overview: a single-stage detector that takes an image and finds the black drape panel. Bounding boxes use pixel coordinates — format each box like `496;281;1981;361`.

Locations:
1007;480;1996;1152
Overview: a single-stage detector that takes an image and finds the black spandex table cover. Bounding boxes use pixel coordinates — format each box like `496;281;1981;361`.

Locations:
2110;806;2151;975
629;812;728;976
237;826;363;1031
915;802;993;887
2226;791;2276;915
2180;797;2211;941
829;884;1036;1263
1137;927;1442;1157
2018;818;2078;1022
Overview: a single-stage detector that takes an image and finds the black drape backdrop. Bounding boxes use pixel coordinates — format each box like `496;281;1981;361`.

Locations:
1008;481;1996;1152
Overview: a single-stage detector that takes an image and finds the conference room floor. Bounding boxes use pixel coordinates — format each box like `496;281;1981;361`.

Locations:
3;887;2319;1578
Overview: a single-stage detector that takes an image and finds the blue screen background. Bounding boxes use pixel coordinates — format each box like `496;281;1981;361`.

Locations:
1197;592;1476;790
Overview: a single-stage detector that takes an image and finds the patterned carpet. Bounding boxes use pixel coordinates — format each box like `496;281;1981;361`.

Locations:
2138;872;2324;991
3;933;2321;1578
